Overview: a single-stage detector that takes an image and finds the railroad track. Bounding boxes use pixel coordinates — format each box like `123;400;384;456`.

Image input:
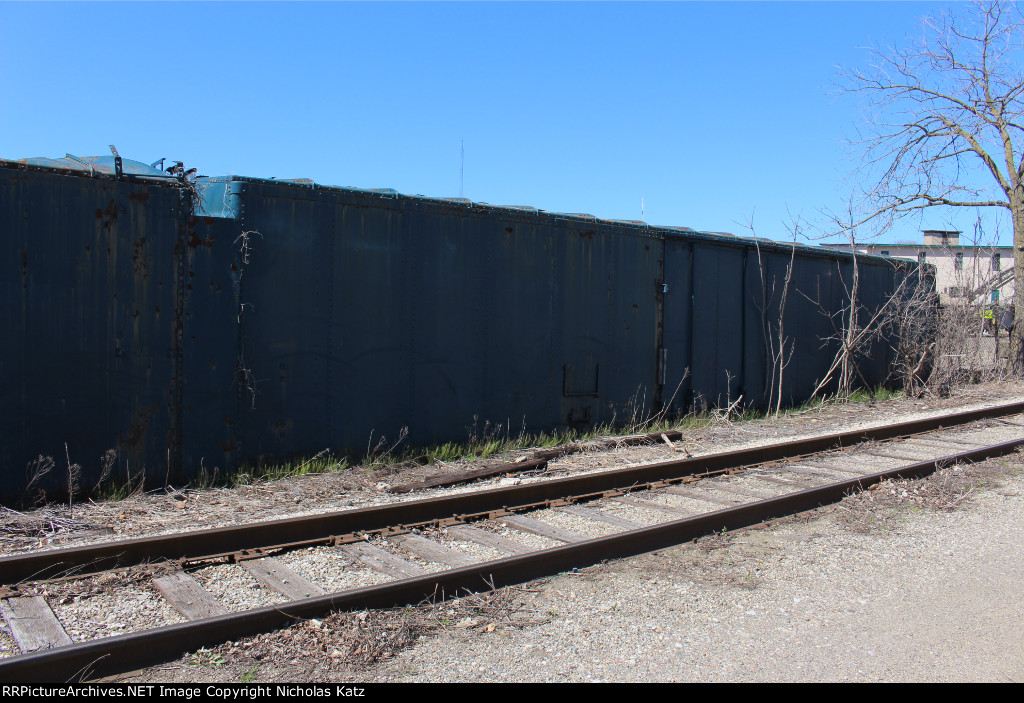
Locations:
1;401;1023;681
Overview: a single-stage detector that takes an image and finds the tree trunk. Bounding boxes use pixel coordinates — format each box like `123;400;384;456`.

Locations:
1012;191;1024;374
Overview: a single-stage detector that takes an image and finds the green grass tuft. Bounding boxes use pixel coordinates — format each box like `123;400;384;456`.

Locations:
82;381;909;502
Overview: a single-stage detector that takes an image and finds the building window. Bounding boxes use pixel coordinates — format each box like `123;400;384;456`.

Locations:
918;252;927;266
992;253;1001;271
880;250;890;257
955;252;963;271
947;286;964;297
992;290;1000;303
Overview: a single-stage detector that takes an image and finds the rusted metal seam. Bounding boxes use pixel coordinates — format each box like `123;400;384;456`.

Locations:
170;185;190;480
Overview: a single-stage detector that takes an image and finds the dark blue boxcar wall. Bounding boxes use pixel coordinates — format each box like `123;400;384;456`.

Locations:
197;177;664;461
1;158;919;499
1;158;238;501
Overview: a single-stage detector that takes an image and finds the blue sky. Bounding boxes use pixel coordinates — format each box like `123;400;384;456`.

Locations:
1;1;1012;245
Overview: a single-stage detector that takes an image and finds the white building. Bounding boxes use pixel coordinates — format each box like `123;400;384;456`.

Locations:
824;230;1014;307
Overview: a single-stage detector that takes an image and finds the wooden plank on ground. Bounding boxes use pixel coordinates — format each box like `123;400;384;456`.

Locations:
780;465;841;478
501;515;589;543
393;534;475;568
446;525;535;555
789;461;871;476
811;464;872;476
921;436;983;447
340;543;426;579
703;483;774;499
995;418;1024;428
859;449;932;462
747;474;812;489
152;572;227;621
0;596;73;653
664;486;741;506
905;437;981;450
242;558;325;600
611;495;691;516
387;428;689;494
557;504;645;530
387;459;547;494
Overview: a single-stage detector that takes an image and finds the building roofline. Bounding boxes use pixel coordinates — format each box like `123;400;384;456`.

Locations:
822;242;1012;250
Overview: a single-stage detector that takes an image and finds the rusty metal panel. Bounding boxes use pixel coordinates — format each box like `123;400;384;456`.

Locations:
759;249;909;405
229;184;403;458
661;238;694;414
178;213;242;475
663;236;914;412
685;242;746;409
774;250;841;404
547;219;660;430
406;204;494;440
858;258;903;385
216;180;663;461
0;164;184;500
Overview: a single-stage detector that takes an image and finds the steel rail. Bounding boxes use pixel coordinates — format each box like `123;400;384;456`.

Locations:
1;400;1022;586
1;434;1022;682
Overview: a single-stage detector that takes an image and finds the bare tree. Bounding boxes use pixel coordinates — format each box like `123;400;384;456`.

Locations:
749;206;929;404
803;202;904;401
801;264;891;401
841;0;1024;368
745;215;798;416
883;264;939;397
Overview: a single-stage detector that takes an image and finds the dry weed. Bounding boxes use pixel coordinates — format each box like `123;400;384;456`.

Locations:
833;449;1024;533
16;566;159;603
206;584;549;673
694;529;736;553
0;505;110;548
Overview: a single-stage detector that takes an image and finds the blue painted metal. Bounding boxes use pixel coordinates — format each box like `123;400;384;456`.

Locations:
0;155;928;500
